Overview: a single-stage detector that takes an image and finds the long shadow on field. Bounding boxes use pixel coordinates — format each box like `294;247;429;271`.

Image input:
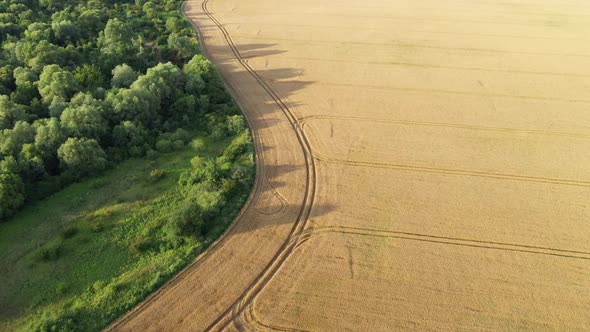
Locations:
235;161;337;233
203;39;313;102
262;163;301;189
196;38;326;233
237;43;287;59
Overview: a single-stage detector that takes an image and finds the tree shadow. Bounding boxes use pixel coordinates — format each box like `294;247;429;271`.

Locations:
200;37;314;99
188;32;331;233
237;43;287;59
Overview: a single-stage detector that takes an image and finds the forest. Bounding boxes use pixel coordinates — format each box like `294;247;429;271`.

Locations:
0;0;255;330
0;0;247;219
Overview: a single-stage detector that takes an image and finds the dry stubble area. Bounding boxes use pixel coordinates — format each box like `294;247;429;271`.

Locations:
110;0;590;330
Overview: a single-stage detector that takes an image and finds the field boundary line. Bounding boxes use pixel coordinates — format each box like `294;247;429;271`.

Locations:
102;2;272;329
299;115;590;139
209;10;582;28
229;34;590;58
311;152;590;188
104;0;313;329
195;0;320;331
223;22;590;41
279;81;590;104
294;226;590;260
244;55;590;78
270;81;590;104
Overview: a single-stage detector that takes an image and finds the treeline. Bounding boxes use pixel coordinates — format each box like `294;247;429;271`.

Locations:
0;0;244;219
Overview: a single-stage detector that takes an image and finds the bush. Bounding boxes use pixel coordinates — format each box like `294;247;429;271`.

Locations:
60;225;78;239
172;139;184;150
90;222;104;233
128;235;153;255
171;128;191;143
191;159;220;185
155;139;172;152
210;125;227;138
146;149;159;160
226;115;246;134
0;171;25;220
170;200;204;236
27;309;79;332
231;165;254;184
128;146;143;157
220;131;252;163
190;138;205;151
149;168;165;181
33;241;62;262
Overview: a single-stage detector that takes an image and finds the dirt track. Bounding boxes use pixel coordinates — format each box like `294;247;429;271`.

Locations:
109;0;590;330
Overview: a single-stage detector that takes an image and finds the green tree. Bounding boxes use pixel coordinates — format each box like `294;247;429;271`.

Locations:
16;40;67;72
57;137;107;178
0;23;24;43
111;64;138;88
184;73;205;95
0;0;246;219
142;2;158;19
112;121;149;156
51;20;80;45
0;95;30;130
169;95;197;125
0;120;35;157
10;81;40;106
39;0;73;11
97;18;141;67
0;65;15;95
11;66;40;105
165;17;186;33
77;9;107;39
183;54;216;82
13;66;38;86
18;143;47;184
131;62;183;110
167;33;199;62
60;102;108;141
37;64;77;105
47;96;67;117
34;118;65;174
0;170;25;220
23;22;52;42
226;115;247;134
105;87;160;127
73;64;105;91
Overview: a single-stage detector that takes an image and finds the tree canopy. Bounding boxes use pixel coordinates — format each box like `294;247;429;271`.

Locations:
0;0;246;219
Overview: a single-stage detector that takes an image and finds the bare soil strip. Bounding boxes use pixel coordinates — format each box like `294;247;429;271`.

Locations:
110;0;590;330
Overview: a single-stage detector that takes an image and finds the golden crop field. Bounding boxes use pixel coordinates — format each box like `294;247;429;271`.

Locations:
110;0;590;330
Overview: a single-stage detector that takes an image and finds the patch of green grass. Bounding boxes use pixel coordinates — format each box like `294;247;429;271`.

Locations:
0;133;254;332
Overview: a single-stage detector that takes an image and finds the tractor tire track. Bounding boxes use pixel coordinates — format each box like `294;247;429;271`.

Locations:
292;226;590;260
197;0;318;330
298;115;590;139
106;0;317;330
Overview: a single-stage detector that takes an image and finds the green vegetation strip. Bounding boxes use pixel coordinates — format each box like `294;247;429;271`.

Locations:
0;131;254;331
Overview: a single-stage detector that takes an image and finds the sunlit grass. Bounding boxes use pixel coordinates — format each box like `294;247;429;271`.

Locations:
0;133;252;331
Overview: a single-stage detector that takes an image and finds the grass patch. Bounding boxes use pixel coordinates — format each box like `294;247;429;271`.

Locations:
0;132;254;331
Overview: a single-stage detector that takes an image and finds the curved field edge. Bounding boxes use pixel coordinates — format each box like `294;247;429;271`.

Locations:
191;0;318;330
101;2;270;330
104;0;316;330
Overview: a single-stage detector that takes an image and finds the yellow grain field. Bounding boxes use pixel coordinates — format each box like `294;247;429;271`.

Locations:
109;0;590;330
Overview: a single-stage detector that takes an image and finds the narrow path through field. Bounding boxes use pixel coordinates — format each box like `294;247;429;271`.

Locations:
109;0;590;330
